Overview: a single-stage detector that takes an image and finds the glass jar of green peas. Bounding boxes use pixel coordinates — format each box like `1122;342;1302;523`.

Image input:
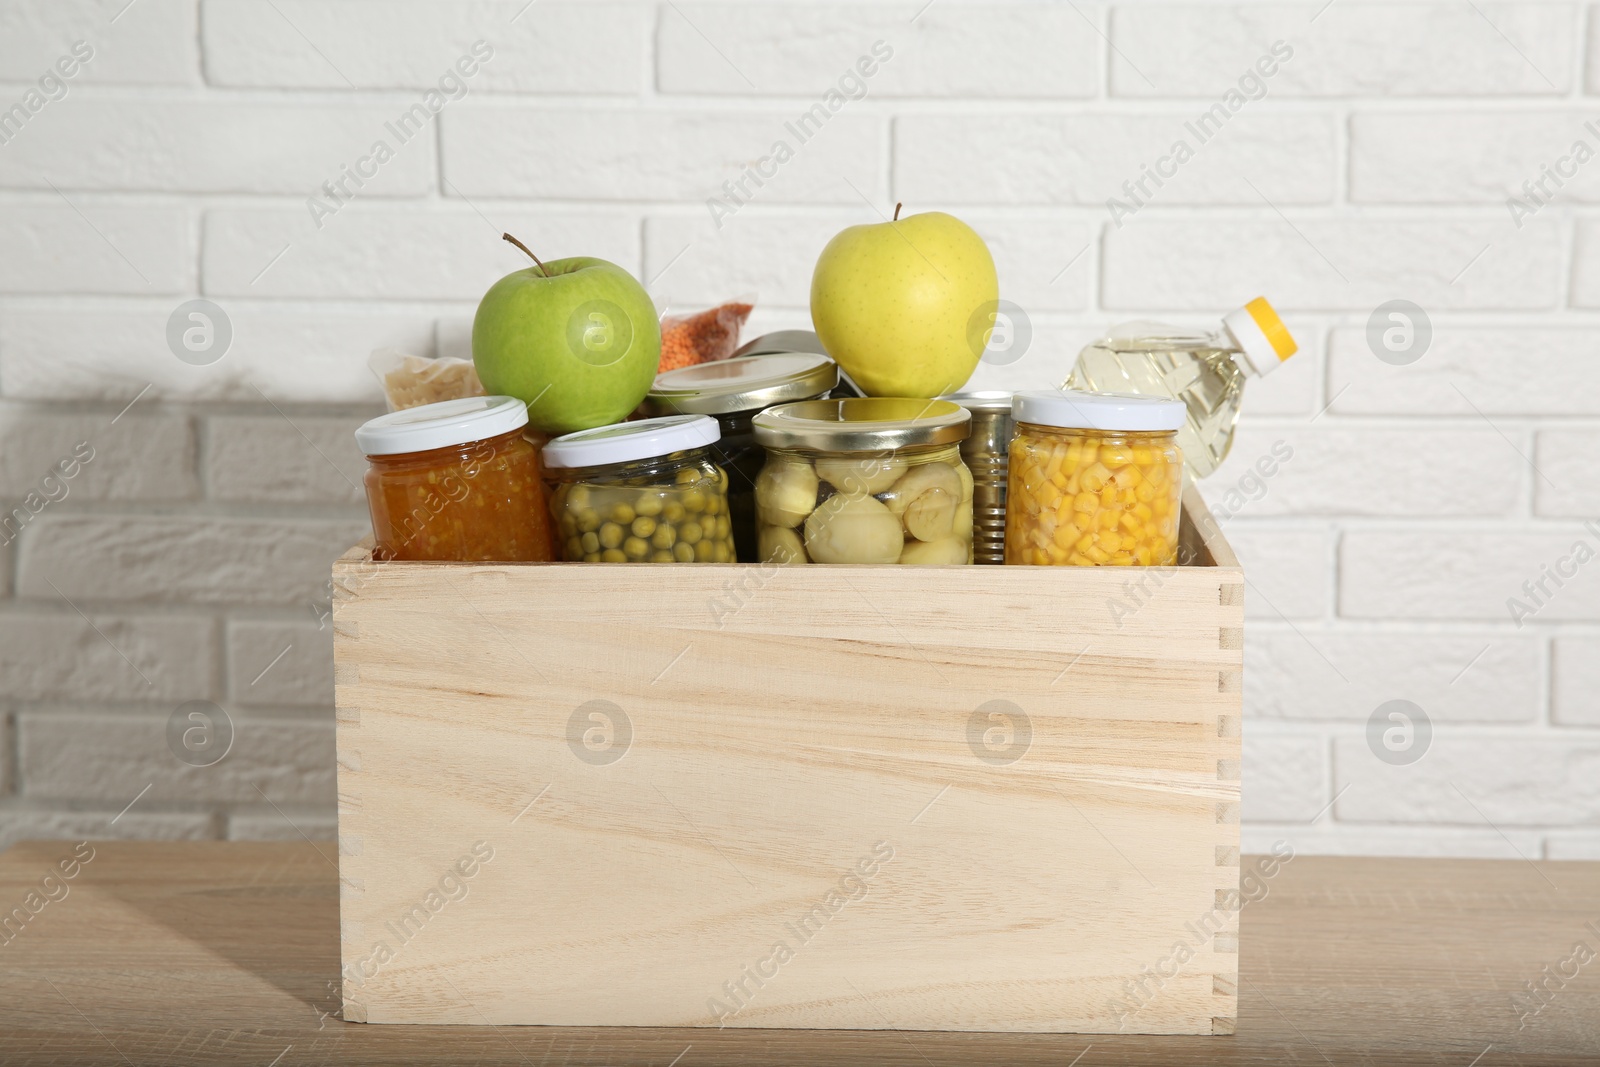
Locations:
541;415;736;564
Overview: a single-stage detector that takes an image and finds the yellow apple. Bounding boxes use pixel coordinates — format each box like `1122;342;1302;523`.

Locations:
809;209;999;398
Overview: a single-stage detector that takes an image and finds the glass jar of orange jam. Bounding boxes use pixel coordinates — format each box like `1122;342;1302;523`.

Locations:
354;395;554;562
1005;390;1185;567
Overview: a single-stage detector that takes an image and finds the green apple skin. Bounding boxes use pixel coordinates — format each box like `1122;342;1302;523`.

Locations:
810;211;999;398
472;257;661;435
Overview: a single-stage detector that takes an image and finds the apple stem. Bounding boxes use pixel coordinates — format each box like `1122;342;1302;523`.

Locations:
893;202;902;221
502;232;547;275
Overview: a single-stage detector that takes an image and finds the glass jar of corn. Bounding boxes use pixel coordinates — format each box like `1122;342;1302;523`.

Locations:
1005;390;1185;567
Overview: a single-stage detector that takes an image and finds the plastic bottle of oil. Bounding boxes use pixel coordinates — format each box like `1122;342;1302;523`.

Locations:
1063;297;1296;478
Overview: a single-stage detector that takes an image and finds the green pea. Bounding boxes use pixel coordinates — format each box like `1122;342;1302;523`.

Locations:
663;500;686;523
559;514;578;537
674;467;699;485
583;552;601;562
673;542;695;562
598;522;624;549
611;502;636;524
580;531;600;554
564;536;582;560
682;489;706;513
693;540;714;561
680;521;703;544
575;508;600;533
568;485;592;510
650;549;675;563
635;494;664;517
632;515;657;538
601;548;627;563
714;515;730;539
624;536;650;559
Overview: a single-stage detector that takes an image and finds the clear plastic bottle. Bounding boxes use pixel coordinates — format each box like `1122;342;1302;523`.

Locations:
1064;297;1296;478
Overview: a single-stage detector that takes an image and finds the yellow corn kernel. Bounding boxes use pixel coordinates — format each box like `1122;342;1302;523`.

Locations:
1047;542;1070;563
1076;533;1095;553
1086;545;1111;563
1068;551;1093;566
1100;444;1133;468
1113;465;1142;489
1135;482;1155;503
1074;491;1097;513
1080;462;1112;493
1134;501;1153;521
1135;545;1153;566
1120;488;1137;506
1132;447;1154;466
1097;530;1122;553
1100;485;1118;508
1098;509;1119;531
1030;546;1050;566
1119;512;1141;534
1053;524;1077;549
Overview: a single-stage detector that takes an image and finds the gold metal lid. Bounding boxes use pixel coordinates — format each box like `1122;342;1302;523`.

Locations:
752;397;971;452
645;353;839;417
940;389;1014;414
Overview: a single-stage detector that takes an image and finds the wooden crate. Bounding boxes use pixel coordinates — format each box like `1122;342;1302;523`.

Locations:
331;485;1243;1033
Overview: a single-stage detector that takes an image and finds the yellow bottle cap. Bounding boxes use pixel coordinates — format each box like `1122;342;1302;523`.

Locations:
1223;297;1297;376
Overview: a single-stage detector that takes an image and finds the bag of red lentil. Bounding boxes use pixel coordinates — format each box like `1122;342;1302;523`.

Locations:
657;296;755;373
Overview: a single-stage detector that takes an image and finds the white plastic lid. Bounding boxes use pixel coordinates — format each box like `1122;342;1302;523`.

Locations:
541;414;720;470
1222;297;1297;377
1013;389;1185;432
355;395;529;456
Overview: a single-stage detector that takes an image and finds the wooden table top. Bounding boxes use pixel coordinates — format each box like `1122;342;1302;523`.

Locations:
1;841;1598;1066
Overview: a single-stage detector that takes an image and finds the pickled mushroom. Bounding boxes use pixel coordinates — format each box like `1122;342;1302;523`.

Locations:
759;524;807;565
815;454;905;495
804;492;904;564
883;462;962;542
755;459;819;528
898;537;969;565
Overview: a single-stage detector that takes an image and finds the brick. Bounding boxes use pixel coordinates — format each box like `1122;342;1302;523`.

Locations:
895;114;1334;206
1535;432;1600;517
1104;219;1562;311
1241;824;1544;859
1240;338;1316;417
0;0;197;86
228;620;333;707
1561;221;1600;308
20;712;334;805
643;213;1091;312
0;205;190;295
0;809;214;851
0;613;215;703
442;108;882;202
1351;112;1600;205
1546;833;1600;860
1332;735;1600;826
1219;524;1329;621
0;100;435;194
202;1;643;94
202;206;639;300
1201;424;1521;518
1553;638;1600;726
0;407;195;500
15;515;368;606
0;306;430;403
658;4;1095;99
227;809;336;841
1246;631;1540;723
1242;732;1327;823
204;413;369;504
1341;528;1600;622
1110;3;1572;97
1327;326;1600;417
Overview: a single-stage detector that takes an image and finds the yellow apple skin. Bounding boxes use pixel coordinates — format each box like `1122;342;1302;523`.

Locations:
809;211;999;398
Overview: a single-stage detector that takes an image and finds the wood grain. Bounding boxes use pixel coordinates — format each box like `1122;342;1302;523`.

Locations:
3;842;1599;1066
329;486;1243;1030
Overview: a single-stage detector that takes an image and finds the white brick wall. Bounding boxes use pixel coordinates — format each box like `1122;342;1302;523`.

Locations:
0;0;1595;858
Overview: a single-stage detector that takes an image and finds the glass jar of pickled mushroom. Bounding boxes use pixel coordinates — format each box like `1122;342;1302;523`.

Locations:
1005;390;1184;567
644;351;838;563
750;398;973;565
355;395;555;562
543;415;736;563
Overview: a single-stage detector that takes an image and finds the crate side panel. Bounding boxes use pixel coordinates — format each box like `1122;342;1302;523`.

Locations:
334;562;1240;1032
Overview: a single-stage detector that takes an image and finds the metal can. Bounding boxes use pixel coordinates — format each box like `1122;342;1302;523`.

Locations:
943;391;1013;565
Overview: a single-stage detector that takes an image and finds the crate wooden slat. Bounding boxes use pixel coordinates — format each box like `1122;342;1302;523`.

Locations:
332;484;1243;1033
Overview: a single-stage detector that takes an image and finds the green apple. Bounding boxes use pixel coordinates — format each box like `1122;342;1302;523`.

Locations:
472;251;661;435
810;210;999;398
